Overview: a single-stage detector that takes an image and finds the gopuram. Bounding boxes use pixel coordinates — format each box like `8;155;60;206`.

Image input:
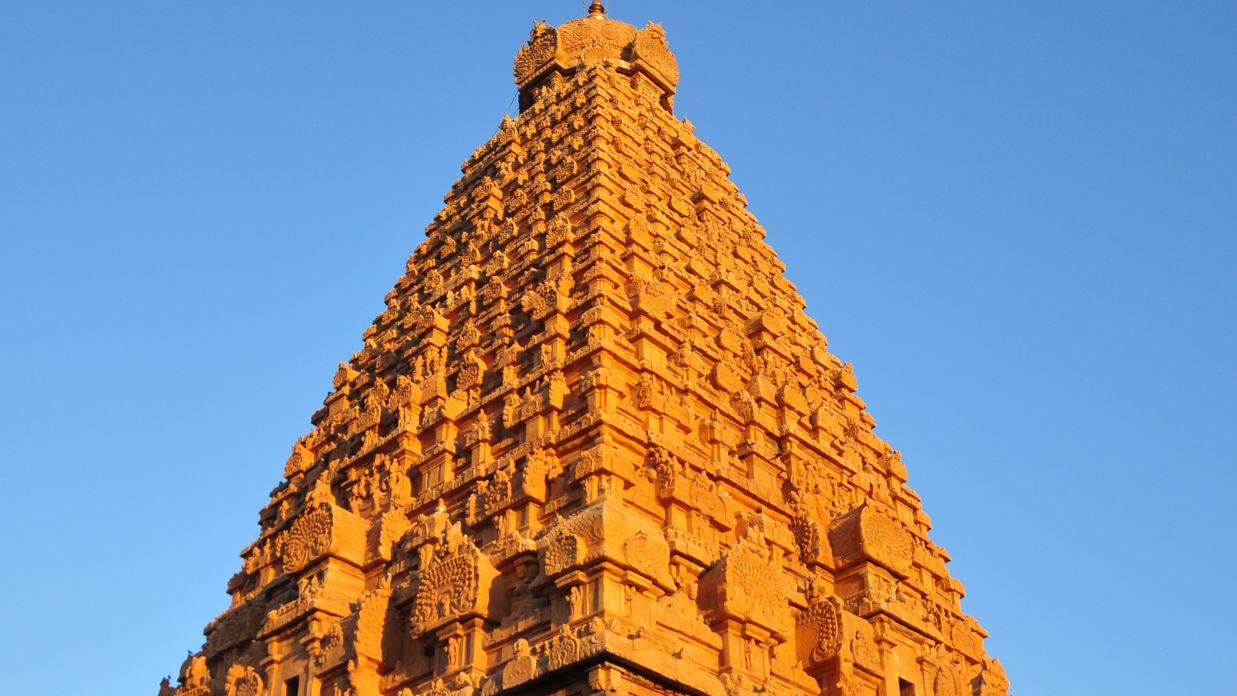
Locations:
159;5;1008;696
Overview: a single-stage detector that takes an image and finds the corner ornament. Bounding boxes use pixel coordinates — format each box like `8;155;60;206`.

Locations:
279;503;333;574
513;21;558;86
796;595;844;666
410;538;498;637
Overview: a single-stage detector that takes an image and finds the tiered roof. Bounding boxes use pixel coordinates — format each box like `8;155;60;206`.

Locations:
160;7;1007;696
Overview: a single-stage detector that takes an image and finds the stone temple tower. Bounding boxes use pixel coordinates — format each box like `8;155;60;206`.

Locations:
159;6;1009;696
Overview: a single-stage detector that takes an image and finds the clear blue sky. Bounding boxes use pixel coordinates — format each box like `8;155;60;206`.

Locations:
1;3;1233;694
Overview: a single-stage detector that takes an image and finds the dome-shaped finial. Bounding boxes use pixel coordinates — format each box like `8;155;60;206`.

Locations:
587;1;606;18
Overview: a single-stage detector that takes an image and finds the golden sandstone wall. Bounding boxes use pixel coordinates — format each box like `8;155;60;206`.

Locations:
159;7;1008;696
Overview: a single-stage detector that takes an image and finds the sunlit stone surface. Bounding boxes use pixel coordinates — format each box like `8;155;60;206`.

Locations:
160;7;1008;696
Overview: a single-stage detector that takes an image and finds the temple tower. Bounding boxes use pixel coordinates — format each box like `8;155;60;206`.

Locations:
159;6;1008;696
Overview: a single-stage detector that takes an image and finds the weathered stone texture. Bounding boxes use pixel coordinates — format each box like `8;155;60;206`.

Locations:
160;6;1008;696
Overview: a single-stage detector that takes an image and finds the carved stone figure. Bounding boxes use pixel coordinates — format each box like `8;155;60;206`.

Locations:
797;596;844;666
410;537;499;637
223;665;263;696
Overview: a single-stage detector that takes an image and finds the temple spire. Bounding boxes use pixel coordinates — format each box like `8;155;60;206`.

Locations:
157;8;1009;696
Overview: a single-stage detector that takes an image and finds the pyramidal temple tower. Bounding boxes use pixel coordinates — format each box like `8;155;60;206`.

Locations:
160;6;1008;696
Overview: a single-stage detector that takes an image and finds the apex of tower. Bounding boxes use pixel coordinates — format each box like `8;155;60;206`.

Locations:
513;10;678;111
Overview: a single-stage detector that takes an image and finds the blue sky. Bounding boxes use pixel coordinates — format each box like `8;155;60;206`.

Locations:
1;3;1233;694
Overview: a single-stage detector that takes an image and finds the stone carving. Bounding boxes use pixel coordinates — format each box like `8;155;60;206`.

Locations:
646;445;681;499
223;665;263;696
314;621;345;668
542;530;582;577
502;638;536;688
164;654;212;696
513;21;557;85
540;495;674;591
411;540;484;636
545;216;574;247
455;352;485;393
731;389;756;424
974;658;1010;696
632;21;679;87
545;624;583;671
284;441;313;478
934;666;959;696
355;583;391;660
828;504;914;576
557;16;636;66
700;526;791;637
399;673;484;696
848;625;882;673
280;502;332;573
162;5;1007;695
788;511;822;564
204;599;266;657
796;596;843;666
622;530;657;570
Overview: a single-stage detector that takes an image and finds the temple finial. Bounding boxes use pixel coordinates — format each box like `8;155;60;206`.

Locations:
588;1;606;18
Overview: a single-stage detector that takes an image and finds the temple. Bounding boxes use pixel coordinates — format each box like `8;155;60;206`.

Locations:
159;6;1008;696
